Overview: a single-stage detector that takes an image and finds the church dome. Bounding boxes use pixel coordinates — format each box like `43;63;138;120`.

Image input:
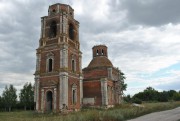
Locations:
88;56;113;68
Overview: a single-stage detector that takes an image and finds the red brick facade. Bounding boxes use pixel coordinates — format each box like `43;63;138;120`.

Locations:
34;3;123;112
34;3;83;113
83;45;123;107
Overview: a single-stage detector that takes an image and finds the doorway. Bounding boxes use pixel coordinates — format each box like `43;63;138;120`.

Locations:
46;91;53;111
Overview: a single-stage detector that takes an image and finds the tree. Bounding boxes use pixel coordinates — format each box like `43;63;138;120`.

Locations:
133;87;159;102
173;92;180;101
133;92;145;101
124;94;131;103
158;91;169;102
19;83;34;110
119;71;127;92
167;90;176;100
0;96;2;111
143;87;159;101
2;85;17;112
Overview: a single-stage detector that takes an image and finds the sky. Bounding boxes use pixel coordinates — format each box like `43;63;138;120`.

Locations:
0;0;180;96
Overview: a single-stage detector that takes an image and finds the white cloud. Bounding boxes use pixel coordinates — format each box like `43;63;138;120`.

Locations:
0;72;34;95
0;0;180;96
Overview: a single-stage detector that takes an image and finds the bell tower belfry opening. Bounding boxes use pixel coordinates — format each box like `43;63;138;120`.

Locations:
34;3;83;113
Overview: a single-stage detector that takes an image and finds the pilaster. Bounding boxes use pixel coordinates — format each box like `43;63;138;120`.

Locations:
59;72;68;110
60;44;68;68
80;76;83;106
101;78;108;106
79;52;82;73
108;68;112;79
54;88;57;111
41;18;43;38
41;89;44;112
35;76;40;111
62;15;67;34
60;14;62;34
36;54;41;71
43;17;46;38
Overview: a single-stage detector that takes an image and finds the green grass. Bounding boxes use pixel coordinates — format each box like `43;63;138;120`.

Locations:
0;101;180;121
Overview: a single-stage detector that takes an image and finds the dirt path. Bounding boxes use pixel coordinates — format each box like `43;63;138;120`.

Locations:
127;107;180;121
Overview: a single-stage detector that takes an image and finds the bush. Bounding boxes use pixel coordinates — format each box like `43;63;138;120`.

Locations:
173;93;180;101
124;95;132;103
132;98;142;104
158;92;168;102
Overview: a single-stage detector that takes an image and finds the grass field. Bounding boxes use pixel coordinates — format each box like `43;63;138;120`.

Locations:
0;101;180;121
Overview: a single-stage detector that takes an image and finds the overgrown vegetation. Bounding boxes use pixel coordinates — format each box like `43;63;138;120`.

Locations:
0;101;180;121
124;87;180;104
0;83;180;121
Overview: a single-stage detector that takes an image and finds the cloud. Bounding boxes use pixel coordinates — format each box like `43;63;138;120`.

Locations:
112;0;180;26
0;0;47;95
0;0;180;96
0;72;34;95
125;68;180;95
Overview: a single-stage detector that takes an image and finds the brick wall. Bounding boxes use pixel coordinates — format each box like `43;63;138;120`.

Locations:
83;68;108;80
83;81;102;105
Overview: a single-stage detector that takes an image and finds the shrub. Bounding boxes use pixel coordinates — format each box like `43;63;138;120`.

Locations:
173;93;180;101
132;98;142;104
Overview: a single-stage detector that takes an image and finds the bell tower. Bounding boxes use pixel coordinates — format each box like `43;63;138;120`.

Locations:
34;3;83;112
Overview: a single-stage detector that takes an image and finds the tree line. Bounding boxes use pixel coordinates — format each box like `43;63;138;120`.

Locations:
0;82;179;112
0;83;34;112
124;87;180;104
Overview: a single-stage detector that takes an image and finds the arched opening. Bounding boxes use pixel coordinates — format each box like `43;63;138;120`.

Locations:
48;58;53;72
52;9;56;13
49;21;57;38
72;90;76;104
46;91;53;111
102;49;104;55
69;23;74;40
72;84;77;105
96;50;99;55
72;60;75;72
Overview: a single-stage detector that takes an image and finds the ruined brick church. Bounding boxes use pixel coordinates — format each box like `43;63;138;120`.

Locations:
34;3;124;112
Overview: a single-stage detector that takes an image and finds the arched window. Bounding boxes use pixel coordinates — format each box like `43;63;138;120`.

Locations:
71;55;76;72
49;21;57;38
102;49;104;55
48;58;53;72
69;23;74;40
72;84;77;104
96;50;99;55
72;90;76;104
46;52;54;72
52;9;56;13
72;60;75;72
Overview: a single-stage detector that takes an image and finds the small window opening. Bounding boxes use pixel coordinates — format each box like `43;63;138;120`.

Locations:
49;21;57;38
69;24;74;40
72;89;76;104
70;12;72;16
96;50;99;55
72;84;77;105
52;9;56;13
48;58;53;72
102;49;104;55
72;60;75;72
